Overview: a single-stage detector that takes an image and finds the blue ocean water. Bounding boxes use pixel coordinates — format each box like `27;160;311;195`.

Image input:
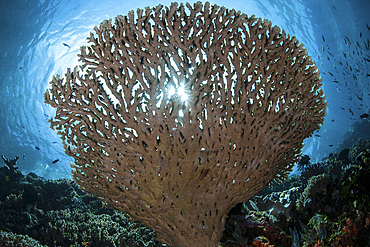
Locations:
0;0;369;180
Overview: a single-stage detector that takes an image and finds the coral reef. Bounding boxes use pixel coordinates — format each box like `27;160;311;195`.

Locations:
44;2;326;246
296;173;331;212
0;230;47;247
1;143;368;246
348;138;370;164
221;212;291;247
0;165;162;247
335;117;370;152
219;138;370;246
1;155;20;172
245;186;299;218
1;155;22;184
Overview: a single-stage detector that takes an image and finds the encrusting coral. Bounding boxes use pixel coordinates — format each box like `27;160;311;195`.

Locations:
44;2;326;246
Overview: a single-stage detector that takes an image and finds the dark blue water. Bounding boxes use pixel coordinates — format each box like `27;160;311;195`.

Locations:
0;0;369;180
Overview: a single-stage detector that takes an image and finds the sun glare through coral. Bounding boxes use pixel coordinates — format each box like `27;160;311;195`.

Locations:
168;84;189;102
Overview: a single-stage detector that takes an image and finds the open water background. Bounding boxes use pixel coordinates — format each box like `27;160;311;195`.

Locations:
0;0;369;179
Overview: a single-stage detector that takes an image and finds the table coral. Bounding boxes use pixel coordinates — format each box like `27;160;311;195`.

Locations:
44;2;326;246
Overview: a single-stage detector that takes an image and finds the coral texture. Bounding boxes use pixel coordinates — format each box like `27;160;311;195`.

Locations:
44;2;326;246
0;230;47;247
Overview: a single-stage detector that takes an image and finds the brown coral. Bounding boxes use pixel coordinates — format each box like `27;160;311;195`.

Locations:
44;2;326;246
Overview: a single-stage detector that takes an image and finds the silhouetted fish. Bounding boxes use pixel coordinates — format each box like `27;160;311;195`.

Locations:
329;145;333;147
35;146;40;150
360;113;369;119
63;43;70;48
356;41;361;49
344;36;351;46
52;159;59;164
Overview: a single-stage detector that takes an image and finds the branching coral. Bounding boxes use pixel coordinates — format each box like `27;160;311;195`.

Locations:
297;173;330;211
44;2;326;246
1;155;20;172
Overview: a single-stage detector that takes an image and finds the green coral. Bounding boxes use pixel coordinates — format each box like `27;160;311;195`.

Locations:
0;230;47;247
44;209;158;246
308;214;328;240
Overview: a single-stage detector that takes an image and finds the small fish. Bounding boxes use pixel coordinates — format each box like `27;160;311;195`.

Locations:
35;146;40;150
63;43;70;48
360;32;362;38
331;119;335;122
367;23;370;31
344;36;351;46
356;41;361;49
360;113;369;119
52;159;59;164
364;57;370;63
343;52;347;58
349;109;354;115
23;154;26;160
340;107;345;110
322;35;325;42
356;95;363;101
19;67;23;70
328;72;334;76
249;200;259;211
333;80;339;83
329;145;333;147
315;135;321;137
